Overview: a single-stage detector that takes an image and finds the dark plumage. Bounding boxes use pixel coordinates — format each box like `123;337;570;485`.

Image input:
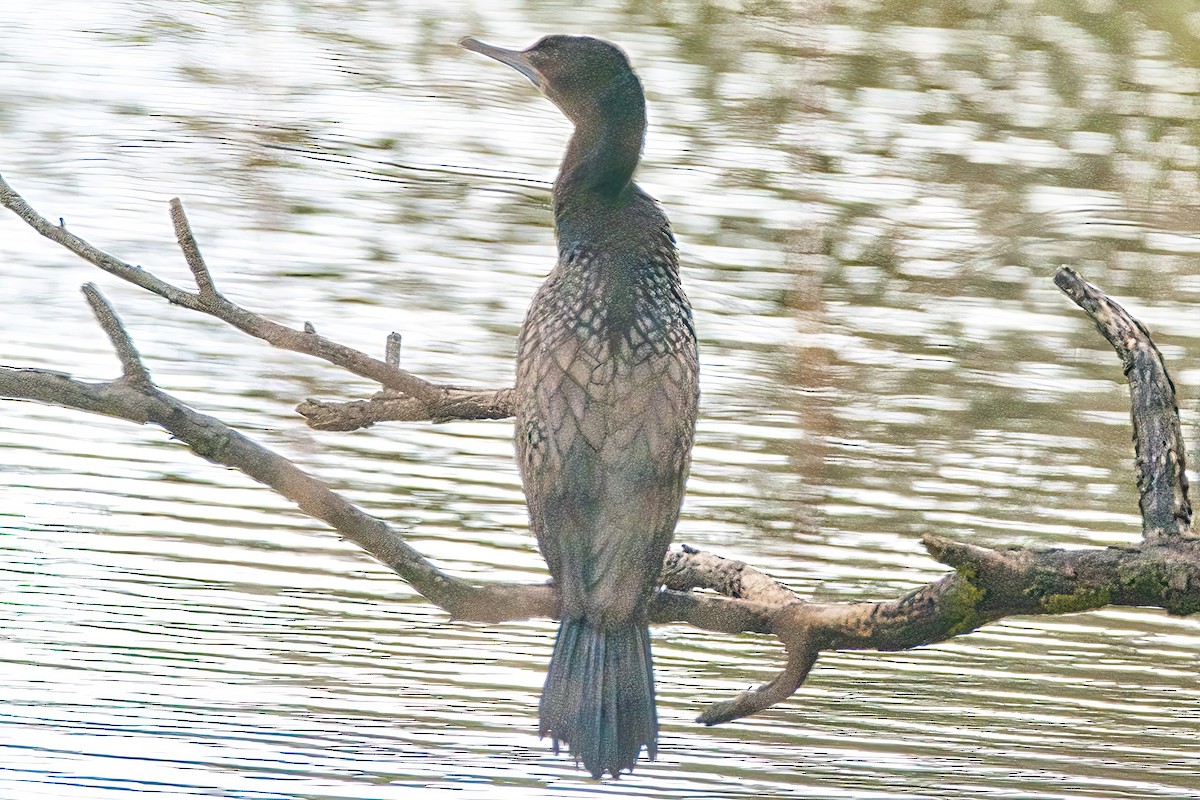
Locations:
461;34;699;779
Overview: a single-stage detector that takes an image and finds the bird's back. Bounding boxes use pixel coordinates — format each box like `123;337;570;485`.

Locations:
514;187;698;624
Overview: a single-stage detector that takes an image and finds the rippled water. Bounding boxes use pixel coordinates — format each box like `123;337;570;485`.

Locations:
3;2;1200;798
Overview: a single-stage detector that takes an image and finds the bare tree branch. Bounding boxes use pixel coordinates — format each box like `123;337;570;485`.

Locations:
81;282;153;389
0;288;770;636
695;267;1200;723
662;546;798;606
0;356;782;634
297;388;515;430
0;173;498;414
0;346;482;615
1054;266;1192;543
169;198;219;301
2;177;1198;729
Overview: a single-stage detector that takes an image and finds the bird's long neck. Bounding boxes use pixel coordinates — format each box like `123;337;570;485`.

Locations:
547;81;669;347
552;83;646;232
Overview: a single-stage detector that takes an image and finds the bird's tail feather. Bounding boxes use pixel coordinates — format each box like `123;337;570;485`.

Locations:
539;618;657;779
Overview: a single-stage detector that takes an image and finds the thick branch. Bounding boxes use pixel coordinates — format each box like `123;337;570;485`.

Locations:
0;363;479;612
690;532;1200;725
795;533;1200;653
698;270;1200;725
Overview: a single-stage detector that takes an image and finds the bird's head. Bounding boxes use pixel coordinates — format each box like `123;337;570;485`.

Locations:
460;34;644;126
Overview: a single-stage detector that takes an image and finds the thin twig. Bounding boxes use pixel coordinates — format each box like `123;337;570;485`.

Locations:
169;198;218;300
81;283;153;389
0;174;444;402
0;176;197;306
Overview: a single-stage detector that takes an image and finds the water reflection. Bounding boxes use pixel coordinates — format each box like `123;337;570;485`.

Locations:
3;1;1200;797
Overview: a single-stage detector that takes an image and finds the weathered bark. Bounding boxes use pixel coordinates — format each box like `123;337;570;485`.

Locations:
297;388;514;430
1;173;1197;727
1054;267;1192;543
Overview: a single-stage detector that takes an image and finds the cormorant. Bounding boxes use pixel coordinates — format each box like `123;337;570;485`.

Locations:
461;34;699;779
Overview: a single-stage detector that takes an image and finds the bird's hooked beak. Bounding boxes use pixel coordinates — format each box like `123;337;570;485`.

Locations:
460;37;544;91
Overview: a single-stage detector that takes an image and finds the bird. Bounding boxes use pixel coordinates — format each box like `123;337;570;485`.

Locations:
460;34;699;778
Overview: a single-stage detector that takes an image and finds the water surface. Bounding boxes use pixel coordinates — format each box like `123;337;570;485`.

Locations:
2;1;1199;798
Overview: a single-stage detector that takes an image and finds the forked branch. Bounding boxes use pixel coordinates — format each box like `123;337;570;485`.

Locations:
2;177;1197;728
0;175;492;422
